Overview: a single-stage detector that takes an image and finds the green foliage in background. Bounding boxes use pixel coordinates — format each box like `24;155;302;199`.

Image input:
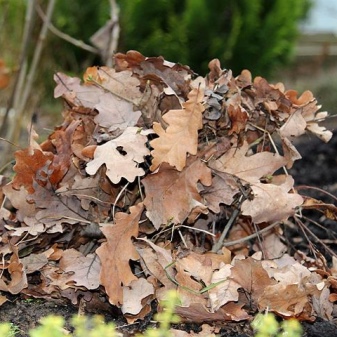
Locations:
51;1;109;71
252;313;302;337
119;0;311;76
1;0;312;78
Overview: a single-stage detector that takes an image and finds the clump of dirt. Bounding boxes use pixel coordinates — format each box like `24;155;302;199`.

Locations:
0;298;78;336
291;130;337;191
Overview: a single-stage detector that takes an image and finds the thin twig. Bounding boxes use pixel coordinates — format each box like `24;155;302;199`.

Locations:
222;221;280;247
297;185;337;203
248;122;289;177
6;0;56;157
18;0;56;115
178;229;188;248
138;176;144;201
107;0;120;66
253;221;265;259
112;182;129;221
297;216;337;259
211;206;241;253
0;0;36;138
35;3;99;54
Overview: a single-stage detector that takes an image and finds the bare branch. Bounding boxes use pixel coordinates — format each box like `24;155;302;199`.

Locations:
90;0;120;66
0;0;36;138
19;0;56;115
35;3;99;55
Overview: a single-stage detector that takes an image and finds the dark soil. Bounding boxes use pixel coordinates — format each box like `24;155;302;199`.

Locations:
1;130;337;337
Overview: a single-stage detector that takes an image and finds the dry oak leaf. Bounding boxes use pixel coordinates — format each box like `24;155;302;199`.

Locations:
96;202;144;306
59;249;101;290
57;174;118;216
262;254;311;285
230;257;277;303
21;252;49;274
2;185;36;223
83;66;142;104
285;90;332;142
136;239;176;302
122;278;155;323
26;181;89;229
176;251;230;287
209;141;287;184
208;264;241;311
258;283;311;317
175;302;249;323
241;175;303;224
11;149;54;194
209;141;302;223
94;92;141;132
175;261;207;308
86;127;150;184
279;109;307;139
150;88;204;171
54;71;141;131
0;59;10;89
143;157;212;229
54;72;101;107
0;248;28;295
201;171;240;213
228;105;248;135
281;137;302;169
47;120;81;185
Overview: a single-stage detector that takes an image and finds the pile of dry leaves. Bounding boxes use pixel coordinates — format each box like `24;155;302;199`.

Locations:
0;50;336;325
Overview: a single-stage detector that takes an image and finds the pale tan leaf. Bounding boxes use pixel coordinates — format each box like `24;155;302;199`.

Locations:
306;122;333;143
241;176;303;223
137;239;175;300
55;70;142;131
122;278;154;316
175;302;250;323
86;127;150;184
59;249;101;289
94;94;141;131
176;262;206;307
176;251;229;286
210;141;287;184
262;254;311;284
83;66;142;104
281;137;302;169
311;283;333;320
279;109;306;139
54;73;99;104
285;90;333;142
3;184;38;222
150;88;204;171
208;264;241;311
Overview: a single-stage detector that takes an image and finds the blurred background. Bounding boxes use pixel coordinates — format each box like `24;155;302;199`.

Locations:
0;0;336;165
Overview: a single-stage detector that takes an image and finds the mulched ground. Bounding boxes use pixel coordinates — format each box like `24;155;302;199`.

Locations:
1;129;337;337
